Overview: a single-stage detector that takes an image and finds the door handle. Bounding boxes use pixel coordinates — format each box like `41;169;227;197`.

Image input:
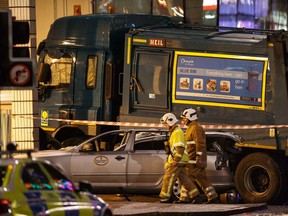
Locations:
115;155;125;160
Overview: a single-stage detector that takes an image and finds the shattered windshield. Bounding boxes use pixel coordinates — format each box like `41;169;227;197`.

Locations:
42;53;73;88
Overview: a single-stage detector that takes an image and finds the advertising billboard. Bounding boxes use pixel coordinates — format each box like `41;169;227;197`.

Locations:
173;51;268;110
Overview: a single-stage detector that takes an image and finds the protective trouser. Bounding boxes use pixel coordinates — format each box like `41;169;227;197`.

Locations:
160;165;199;200
180;164;218;202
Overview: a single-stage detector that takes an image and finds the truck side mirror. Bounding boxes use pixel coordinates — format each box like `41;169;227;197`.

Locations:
37;40;45;56
37;63;51;83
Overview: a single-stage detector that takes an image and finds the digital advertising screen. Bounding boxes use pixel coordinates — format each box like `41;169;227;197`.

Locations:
173;51;268;110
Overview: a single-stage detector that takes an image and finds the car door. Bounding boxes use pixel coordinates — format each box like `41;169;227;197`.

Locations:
126;131;167;190
70;131;130;189
205;134;234;188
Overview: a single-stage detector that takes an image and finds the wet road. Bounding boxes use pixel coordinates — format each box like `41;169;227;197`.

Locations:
97;194;288;215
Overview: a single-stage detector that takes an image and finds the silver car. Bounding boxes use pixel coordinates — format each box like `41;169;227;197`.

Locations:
26;129;242;202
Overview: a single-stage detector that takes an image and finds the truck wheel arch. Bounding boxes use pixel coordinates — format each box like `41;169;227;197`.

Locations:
52;125;87;144
235;152;288;204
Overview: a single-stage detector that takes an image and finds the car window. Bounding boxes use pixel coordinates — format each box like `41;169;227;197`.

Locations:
96;132;128;151
42;163;75;191
135;140;166;151
134;132;167;151
22;162;53;190
80;142;97;152
0;166;8;186
206;135;236;152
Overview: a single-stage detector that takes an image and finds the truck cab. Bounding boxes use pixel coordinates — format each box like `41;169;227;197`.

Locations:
36;13;172;149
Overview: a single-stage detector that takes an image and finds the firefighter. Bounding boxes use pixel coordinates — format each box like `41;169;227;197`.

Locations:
159;113;203;204
179;108;220;204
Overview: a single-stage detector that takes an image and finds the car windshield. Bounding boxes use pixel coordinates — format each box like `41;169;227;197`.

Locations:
22;162;53;190
42;162;75;191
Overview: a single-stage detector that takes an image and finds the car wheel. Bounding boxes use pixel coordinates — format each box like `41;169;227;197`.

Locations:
235;152;287;204
103;209;113;216
170;179;181;201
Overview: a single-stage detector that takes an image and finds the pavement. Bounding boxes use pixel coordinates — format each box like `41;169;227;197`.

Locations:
99;194;267;216
109;202;267;216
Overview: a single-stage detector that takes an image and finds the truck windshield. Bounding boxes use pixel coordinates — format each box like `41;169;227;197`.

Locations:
40;53;73;89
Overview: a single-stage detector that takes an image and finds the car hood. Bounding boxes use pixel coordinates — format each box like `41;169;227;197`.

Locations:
13;148;75;159
31;150;73;158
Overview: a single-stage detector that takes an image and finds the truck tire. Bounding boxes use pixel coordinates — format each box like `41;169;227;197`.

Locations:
235;152;285;204
53;125;86;143
61;137;87;147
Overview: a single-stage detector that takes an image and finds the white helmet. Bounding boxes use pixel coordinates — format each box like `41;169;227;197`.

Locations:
180;108;198;121
160;113;178;126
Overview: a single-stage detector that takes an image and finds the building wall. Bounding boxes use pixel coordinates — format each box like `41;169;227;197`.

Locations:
2;0;288;59
35;0;92;51
0;1;38;150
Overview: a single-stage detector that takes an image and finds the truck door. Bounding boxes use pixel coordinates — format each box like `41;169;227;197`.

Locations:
71;50;105;121
132;51;171;110
38;49;105;130
38;49;76;128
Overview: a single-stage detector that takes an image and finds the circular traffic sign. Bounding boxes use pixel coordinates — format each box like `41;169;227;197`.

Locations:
9;63;31;86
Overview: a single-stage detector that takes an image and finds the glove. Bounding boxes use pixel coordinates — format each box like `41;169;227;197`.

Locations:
196;156;207;168
164;161;169;170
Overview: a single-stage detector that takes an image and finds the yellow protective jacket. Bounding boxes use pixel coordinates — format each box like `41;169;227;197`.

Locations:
166;126;189;166
185;121;207;168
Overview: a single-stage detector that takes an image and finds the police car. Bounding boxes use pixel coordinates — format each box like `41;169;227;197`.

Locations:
0;143;113;216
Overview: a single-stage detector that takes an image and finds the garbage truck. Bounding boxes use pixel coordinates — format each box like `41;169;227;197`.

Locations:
119;25;288;204
36;13;173;149
37;12;288;204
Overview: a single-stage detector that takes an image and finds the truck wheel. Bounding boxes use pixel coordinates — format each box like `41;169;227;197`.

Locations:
61;137;87;147
235;152;284;204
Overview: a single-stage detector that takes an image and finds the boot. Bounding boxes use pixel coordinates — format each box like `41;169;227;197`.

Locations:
160;198;173;203
191;195;204;204
206;197;220;204
174;200;190;204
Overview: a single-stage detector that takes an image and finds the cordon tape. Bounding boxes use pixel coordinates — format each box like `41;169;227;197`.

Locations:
14;115;288;130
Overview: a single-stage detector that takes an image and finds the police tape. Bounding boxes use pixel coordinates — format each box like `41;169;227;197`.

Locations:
14;115;288;130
